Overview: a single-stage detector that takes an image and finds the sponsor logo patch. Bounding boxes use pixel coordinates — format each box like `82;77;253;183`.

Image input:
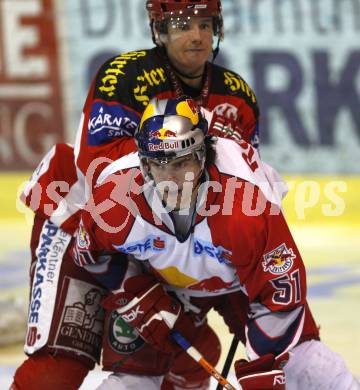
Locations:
223;71;257;103
88;102;139;145
133;67;167;107
99;51;147;97
54;279;106;362
213;103;238;119
114;235;166;255
187;4;207;9
77;222;90;249
193;238;232;265
262;243;296;274
108;311;145;354
148;141;179;151
26;326;40;347
25;221;71;354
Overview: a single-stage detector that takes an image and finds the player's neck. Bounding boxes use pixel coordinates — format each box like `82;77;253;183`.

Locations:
176;72;203;89
170;62;206;89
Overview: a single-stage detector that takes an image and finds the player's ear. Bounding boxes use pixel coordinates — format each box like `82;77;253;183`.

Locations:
142;158;154;180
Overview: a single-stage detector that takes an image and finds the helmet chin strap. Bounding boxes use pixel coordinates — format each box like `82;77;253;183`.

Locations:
171;63;204;80
212;36;220;62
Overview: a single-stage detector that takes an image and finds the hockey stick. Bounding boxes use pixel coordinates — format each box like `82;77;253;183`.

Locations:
215;335;239;390
171;330;237;390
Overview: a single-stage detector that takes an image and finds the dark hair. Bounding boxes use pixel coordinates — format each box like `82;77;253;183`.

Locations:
205;136;217;168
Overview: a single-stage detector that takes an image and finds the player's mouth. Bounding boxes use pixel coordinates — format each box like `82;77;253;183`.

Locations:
186;48;205;53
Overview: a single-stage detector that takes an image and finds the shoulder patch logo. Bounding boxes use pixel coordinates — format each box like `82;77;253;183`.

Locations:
262;243;296;274
87;101;139;145
77;222;90;250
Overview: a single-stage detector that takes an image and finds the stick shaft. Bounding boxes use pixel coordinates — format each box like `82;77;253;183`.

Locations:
216;336;239;390
171;331;237;390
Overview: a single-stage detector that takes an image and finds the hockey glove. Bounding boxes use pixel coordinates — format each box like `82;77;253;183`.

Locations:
102;273;196;353
234;352;289;390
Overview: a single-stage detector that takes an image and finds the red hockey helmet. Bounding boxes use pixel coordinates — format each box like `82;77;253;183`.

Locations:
146;0;224;45
146;0;222;20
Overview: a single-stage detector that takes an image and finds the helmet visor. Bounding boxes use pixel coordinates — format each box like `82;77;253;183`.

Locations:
166;15;213;34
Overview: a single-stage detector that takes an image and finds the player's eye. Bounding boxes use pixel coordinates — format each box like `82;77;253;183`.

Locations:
199;22;211;31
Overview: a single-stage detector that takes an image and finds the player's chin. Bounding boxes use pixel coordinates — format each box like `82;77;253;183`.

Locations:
183;51;208;66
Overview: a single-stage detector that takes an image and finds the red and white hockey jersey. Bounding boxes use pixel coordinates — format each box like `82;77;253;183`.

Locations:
74;138;307;359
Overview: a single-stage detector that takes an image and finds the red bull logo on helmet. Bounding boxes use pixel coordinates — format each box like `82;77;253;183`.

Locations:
262;243;296;275
150;128;177;140
148;141;179;151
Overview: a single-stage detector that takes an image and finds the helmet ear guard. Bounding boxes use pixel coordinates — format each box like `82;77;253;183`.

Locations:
139;156;154;182
149;19;166;46
212;15;223;40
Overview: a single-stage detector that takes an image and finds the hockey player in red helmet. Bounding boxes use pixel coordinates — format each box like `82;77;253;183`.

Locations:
143;0;225;94
73;0;260;181
146;0;224;60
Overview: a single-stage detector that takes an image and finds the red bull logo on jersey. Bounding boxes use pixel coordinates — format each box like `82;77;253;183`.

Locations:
262;243;296;275
189;276;234;292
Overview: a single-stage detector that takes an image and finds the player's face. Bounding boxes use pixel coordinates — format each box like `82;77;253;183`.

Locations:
164;17;213;77
148;154;202;210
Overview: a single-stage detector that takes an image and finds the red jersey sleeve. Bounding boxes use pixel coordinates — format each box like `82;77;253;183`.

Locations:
72;170;139;267
231;186;307;358
235;206;306;311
